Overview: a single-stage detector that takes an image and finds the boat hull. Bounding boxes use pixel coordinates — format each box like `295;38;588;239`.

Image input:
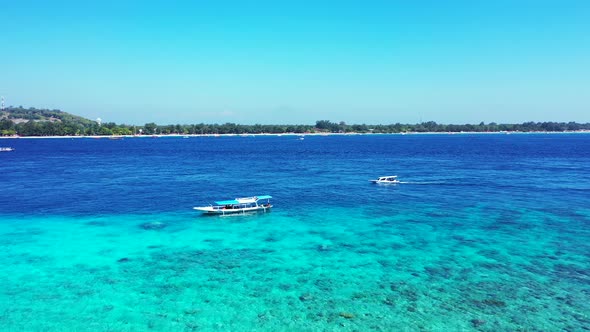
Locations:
370;176;399;184
193;205;272;215
370;180;400;184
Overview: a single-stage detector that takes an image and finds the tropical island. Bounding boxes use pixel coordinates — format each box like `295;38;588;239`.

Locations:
1;106;589;137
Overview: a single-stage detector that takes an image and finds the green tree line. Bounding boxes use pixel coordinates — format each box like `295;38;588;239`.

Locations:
2;107;590;136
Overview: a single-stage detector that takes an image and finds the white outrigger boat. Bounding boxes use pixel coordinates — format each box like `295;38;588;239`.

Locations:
370;176;400;184
193;195;272;215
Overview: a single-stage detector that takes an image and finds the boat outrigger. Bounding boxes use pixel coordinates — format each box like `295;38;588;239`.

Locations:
370;176;400;184
193;195;272;215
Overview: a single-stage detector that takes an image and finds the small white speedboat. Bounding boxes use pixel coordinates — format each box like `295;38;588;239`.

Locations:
0;147;14;152
193;195;272;215
370;176;400;184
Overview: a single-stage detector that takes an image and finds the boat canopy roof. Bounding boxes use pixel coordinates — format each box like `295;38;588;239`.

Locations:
214;195;272;206
215;199;240;205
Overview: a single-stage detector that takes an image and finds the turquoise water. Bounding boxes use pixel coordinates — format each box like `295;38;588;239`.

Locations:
1;134;589;331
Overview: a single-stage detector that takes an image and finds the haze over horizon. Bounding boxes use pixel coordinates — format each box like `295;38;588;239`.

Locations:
2;1;589;125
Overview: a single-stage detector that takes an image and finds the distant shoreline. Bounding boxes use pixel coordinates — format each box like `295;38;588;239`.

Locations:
2;131;590;139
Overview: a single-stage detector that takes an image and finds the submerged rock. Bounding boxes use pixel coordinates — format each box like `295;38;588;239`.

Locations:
377;260;392;267
184;309;200;315
117;257;130;263
139;221;167;230
317;244;330;252
339;312;355;319
470;319;486;328
383;296;396;306
481;299;506;307
185;322;199;331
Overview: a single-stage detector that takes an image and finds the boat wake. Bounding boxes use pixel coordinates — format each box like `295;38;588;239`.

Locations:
397;181;448;185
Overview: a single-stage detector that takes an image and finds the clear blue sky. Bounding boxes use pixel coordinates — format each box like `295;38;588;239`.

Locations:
2;1;589;125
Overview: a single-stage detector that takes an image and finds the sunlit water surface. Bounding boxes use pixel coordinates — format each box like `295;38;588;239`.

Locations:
1;134;589;331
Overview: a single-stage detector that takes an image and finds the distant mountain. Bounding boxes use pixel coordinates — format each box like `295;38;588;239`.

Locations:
1;106;95;126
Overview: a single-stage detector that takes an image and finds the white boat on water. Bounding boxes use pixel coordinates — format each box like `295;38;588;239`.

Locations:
193;195;272;215
0;147;14;152
370;176;400;184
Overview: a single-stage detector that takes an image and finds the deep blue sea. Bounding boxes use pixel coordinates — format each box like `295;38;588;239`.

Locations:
1;134;589;331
